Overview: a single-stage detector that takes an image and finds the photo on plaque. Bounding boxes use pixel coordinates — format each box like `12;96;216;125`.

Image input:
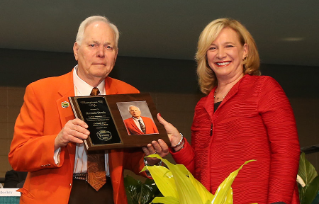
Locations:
117;101;159;136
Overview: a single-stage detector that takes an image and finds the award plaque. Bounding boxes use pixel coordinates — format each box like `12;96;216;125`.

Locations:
69;93;170;151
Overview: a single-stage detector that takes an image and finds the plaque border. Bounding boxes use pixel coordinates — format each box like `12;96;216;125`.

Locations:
69;93;170;151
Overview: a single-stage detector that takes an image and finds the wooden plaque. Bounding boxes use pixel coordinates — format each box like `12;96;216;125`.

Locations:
69;93;169;151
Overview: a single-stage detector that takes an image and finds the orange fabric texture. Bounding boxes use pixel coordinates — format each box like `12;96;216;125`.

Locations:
171;75;300;204
124;116;159;135
8;70;146;204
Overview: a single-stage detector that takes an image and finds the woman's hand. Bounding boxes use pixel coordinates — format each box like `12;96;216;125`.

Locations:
157;113;183;148
142;113;184;165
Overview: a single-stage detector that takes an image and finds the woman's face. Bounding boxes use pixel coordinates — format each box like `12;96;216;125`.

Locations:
206;27;248;81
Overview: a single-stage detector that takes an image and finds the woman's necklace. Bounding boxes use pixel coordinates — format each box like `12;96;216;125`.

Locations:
214;74;243;101
214;91;226;101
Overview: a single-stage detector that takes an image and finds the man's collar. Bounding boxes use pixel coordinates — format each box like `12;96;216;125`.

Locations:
73;65;105;95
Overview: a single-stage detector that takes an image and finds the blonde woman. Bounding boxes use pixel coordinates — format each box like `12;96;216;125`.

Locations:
148;18;300;204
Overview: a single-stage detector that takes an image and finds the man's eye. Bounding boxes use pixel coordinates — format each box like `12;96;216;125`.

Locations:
106;45;113;50
89;44;95;47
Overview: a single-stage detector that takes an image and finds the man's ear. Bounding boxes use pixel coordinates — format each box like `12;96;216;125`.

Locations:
73;42;79;61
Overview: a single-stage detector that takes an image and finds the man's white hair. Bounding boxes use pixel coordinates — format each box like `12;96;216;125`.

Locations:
75;15;119;48
128;105;140;112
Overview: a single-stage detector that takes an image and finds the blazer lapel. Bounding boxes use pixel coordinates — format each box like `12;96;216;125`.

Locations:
219;75;247;106
205;75;246;120
55;70;77;156
129;118;141;133
56;71;76;127
105;77;118;95
205;87;217;121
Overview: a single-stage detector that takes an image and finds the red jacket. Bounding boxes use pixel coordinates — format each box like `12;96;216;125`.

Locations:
9;70;146;204
172;75;300;204
124;116;159;135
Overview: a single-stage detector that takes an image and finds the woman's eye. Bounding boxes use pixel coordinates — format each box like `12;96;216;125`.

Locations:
226;45;234;48
208;47;216;50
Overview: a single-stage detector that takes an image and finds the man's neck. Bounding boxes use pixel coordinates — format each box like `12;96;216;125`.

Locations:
76;67;105;87
73;67;105;95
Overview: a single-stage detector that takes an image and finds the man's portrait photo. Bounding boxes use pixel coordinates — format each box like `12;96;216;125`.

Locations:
117;101;159;135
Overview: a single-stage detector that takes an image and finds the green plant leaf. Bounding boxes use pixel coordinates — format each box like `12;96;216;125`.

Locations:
144;154;255;204
124;175;162;204
177;163;214;203
311;191;319;204
211;160;255;204
298;182;304;201
141;165;178;199
151;196;179;204
298;152;319;204
124;175;142;204
160;160;204;203
138;179;162;204
303;176;319;204
299;152;318;185
144;154;205;204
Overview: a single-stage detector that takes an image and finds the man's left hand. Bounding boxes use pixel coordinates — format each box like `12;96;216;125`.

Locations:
142;139;169;166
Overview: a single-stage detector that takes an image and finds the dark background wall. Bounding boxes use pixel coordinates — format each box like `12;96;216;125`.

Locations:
0;48;318;177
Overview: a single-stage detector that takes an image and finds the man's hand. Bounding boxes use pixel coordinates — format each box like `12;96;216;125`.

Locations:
142;139;169;166
54;118;90;150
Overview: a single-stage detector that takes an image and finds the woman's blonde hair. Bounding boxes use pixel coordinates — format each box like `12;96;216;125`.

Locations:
196;18;260;95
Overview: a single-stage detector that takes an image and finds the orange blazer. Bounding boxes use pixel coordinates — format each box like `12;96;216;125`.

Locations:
124;116;159;135
9;70;146;204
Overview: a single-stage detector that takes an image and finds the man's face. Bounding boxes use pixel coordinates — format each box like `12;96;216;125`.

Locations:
73;21;118;85
129;106;141;118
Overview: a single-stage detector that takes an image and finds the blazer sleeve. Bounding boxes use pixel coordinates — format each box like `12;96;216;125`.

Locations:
8;83;62;172
143;117;159;134
123;148;148;177
258;77;300;204
123;119;133;135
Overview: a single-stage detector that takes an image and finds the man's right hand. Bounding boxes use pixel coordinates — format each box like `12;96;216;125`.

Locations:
54;118;90;150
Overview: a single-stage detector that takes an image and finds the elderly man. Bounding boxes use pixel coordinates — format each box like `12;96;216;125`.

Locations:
124;105;159;135
8;16;167;204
